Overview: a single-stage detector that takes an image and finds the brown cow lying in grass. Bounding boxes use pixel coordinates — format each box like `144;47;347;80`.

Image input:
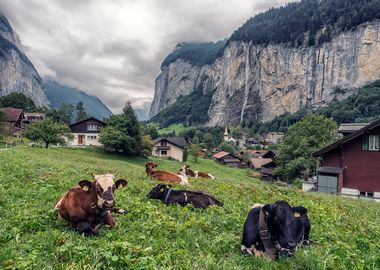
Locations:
145;161;189;185
178;165;214;179
147;183;223;208
54;174;128;235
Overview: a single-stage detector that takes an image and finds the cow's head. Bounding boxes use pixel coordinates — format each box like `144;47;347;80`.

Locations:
177;165;187;174
145;162;158;173
78;174;128;210
146;183;172;199
262;200;307;256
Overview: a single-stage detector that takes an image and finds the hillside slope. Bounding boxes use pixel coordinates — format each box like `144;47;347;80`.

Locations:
150;0;380;126
44;80;113;121
0;147;379;269
0;14;50;107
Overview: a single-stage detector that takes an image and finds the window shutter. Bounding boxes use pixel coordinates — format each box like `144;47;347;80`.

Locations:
362;135;369;150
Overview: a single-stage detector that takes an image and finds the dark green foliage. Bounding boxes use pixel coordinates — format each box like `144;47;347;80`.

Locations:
275;114;340;182
161;40;226;68
100;102;151;156
46;103;75;125
76;101;89;122
179;126;224;150
151;89;214;127
229;0;380;47
0;92;35;111
23;118;72;148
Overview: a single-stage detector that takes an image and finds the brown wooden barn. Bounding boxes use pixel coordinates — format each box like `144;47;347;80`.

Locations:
212;151;242;168
0;107;24;136
314;118;380;200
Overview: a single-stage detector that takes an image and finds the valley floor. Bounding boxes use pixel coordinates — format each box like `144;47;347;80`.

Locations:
0;147;379;269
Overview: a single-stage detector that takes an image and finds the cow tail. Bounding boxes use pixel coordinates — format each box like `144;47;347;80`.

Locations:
208;173;215;179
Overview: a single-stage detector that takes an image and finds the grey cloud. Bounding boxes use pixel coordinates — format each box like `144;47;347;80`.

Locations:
0;0;293;113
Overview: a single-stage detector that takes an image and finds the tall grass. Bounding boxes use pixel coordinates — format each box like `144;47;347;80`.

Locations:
0;147;379;269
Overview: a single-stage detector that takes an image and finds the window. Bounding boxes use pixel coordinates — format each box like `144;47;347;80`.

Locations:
161;141;167;146
87;135;97;140
161;150;167;155
362;135;379;151
87;124;98;131
360;191;374;197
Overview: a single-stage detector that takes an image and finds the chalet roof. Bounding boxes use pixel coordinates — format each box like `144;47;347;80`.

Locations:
24;112;45;117
154;137;188;148
338;123;370;133
69;117;106;127
315;118;380;156
250;158;273;168
0;107;23;122
212;151;230;159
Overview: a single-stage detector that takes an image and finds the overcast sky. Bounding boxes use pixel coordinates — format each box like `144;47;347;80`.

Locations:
0;0;292;113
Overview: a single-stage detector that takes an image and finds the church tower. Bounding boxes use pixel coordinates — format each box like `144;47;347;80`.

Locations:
224;126;229;142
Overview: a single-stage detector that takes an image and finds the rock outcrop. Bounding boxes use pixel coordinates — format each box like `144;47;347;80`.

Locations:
0;15;50;107
150;22;380;126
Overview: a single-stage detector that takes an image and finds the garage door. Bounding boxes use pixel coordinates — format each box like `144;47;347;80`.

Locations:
317;175;338;194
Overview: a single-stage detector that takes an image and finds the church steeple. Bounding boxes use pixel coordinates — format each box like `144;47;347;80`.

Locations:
224;126;229;141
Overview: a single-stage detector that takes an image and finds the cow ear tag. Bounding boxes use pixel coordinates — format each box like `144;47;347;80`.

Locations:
82;186;89;191
160;187;165;192
294;212;301;218
118;184;123;189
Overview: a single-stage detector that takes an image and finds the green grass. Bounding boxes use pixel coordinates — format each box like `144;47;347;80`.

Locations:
157;124;190;135
0;147;379;269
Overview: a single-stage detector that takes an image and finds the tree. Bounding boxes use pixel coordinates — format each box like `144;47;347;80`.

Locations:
275;113;340;182
0;92;35;111
100;102;149;155
187;144;201;162
46;103;75;124
24;118;73;148
76;101;89;122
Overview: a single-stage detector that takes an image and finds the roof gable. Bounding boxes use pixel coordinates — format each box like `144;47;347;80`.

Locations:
315;118;380;156
154;137;188;148
69;116;106;127
0;107;23;122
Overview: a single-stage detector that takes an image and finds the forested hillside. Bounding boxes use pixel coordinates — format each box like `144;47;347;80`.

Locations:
229;0;380;47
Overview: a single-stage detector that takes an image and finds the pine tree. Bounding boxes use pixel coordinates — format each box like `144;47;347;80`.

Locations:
76;101;89;122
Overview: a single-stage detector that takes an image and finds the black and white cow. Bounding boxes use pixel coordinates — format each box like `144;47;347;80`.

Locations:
147;184;223;209
241;200;310;259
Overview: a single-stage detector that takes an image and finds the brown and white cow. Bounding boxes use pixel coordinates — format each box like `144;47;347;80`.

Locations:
145;162;189;185
178;165;214;179
54;174;128;235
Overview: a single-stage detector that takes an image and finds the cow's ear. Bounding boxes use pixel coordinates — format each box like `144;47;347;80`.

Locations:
78;180;93;191
263;204;272;216
292;206;308;217
153;163;158;168
115;179;128;190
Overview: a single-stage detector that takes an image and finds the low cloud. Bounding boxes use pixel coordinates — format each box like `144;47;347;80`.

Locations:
0;0;293;114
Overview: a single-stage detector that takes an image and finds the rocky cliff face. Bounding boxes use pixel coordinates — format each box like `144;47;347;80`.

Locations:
0;15;50;107
150;22;380;126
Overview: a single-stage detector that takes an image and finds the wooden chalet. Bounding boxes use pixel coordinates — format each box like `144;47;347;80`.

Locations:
0;107;24;137
212;151;242;168
152;137;188;162
314;118;380;200
69;117;106;146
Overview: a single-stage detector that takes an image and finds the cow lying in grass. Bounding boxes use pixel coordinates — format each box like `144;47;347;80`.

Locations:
241;200;310;259
54;174;128;235
147;184;223;208
178;165;214;179
145;161;189;185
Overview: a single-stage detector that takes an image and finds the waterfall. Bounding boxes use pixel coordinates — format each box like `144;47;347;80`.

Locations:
240;44;250;124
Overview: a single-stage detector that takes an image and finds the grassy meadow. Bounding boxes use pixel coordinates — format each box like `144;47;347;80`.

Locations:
0;146;379;270
157;124;190;135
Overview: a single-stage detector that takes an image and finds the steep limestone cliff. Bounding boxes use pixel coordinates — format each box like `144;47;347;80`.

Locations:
0;15;50;107
150;22;380;126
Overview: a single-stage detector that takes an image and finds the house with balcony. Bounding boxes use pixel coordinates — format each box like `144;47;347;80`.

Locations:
152;137;188;162
69;117;106;146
